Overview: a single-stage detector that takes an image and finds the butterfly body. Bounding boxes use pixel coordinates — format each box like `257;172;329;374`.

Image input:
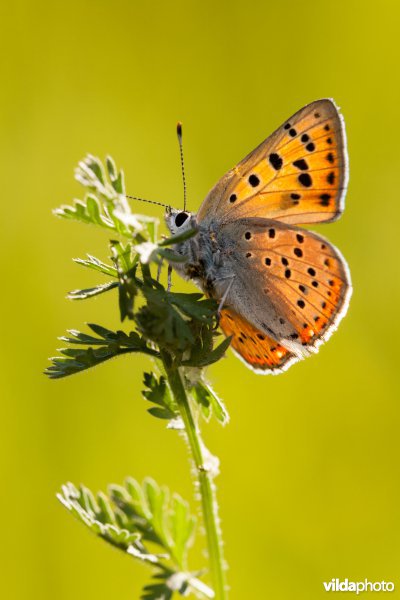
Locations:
165;99;352;373
165;211;234;299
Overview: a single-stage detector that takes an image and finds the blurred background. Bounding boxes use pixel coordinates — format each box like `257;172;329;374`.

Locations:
1;1;399;598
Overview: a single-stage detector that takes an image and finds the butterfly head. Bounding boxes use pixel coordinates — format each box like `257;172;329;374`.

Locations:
165;207;195;236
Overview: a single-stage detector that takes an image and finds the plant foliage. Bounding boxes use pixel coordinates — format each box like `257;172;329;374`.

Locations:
46;154;229;599
58;478;213;599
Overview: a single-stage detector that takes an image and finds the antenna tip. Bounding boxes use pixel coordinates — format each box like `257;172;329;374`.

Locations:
177;121;182;141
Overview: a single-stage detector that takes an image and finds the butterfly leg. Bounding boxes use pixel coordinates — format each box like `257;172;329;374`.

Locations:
217;276;235;314
156;257;164;282
167;264;173;291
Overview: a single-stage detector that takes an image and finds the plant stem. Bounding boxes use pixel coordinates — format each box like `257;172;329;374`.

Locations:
161;351;227;600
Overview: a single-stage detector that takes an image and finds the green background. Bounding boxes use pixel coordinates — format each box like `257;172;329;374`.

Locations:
1;1;399;598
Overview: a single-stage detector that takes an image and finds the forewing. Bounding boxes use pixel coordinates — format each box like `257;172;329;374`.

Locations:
219;308;298;374
197;99;348;226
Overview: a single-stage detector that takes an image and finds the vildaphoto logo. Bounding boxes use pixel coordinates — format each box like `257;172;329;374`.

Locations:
323;579;395;594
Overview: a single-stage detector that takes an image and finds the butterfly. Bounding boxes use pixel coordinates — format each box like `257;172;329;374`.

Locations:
165;99;352;374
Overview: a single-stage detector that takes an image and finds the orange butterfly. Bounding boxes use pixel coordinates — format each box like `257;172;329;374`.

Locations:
165;99;352;373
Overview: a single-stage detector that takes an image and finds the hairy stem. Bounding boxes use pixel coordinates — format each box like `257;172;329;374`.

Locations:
161;351;227;600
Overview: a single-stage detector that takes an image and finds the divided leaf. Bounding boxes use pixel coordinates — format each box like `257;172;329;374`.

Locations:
111;241;139;321
67;281;118;300
59;477;213;598
74;254;118;278
142;372;178;420
110;477;196;571
57;482;140;551
191;379;229;426
45;324;158;379
182;323;231;369
140;571;189;600
58;477;197;574
54;154;158;239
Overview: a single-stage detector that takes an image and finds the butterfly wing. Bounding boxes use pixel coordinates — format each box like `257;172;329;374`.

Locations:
219;308;298;374
197;99;348;226
217;218;351;358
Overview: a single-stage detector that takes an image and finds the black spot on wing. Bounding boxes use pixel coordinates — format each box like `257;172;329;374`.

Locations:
248;174;260;187
319;193;331;206
293;159;309;171
298;173;312;187
327;172;335;185
269;153;283;170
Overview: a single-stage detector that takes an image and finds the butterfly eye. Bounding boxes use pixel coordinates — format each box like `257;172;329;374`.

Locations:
175;212;189;227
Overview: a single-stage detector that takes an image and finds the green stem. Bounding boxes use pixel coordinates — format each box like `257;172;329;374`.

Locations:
161;350;227;600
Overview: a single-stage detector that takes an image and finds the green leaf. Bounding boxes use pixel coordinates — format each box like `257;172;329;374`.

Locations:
53;197;114;229
110;241;139;321
110;477;196;570
59;477;211;598
122;477;152;521
203;335;232;365
86;194;103;223
45;325;158;379
67;281;118;300
169;495;197;568
97;492;118;526
118;273;137;321
136;286;195;353
142;372;178;420
140;583;173;600
106;155;116;179
147;407;175;420
106;155;125;195
183;332;231;368
158;227;198;247
158;248;187;263
57;482;140;552
140;570;212;600
167;293;217;323
143;479;172;551
141;576;175;600
74;254;118;278
75;155;111;198
192;379;229;426
55;155;156;239
111;240;137;273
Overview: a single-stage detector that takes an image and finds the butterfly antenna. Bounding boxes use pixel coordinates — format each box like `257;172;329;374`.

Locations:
177;122;187;211
125;195;171;210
